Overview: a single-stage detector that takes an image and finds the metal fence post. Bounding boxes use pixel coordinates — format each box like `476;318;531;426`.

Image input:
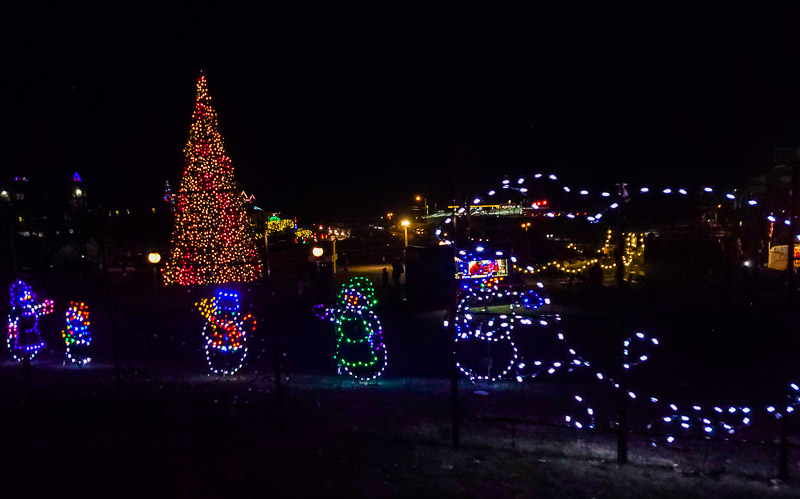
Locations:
617;371;628;464
273;328;284;431
779;411;789;480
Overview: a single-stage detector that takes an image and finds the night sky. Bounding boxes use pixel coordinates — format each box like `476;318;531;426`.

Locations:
5;4;800;220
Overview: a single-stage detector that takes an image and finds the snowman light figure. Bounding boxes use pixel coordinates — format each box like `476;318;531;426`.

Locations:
320;277;387;381
7;280;54;361
195;290;255;375
63;301;92;366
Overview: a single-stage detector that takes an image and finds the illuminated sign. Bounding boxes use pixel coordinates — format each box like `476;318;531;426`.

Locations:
768;245;800;270
455;258;508;279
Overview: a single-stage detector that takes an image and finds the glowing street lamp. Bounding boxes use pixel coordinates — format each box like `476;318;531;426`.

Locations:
312;246;324;272
415;194;428;215
147;252;161;292
401;219;410;247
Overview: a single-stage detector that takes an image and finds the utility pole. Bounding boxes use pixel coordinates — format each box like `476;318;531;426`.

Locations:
774;148;798;480
788;164;798;298
615;183;627;289
3;197;17;276
615;182;628;464
332;237;337;274
100;220;122;398
449;189;460;447
263;229;271;278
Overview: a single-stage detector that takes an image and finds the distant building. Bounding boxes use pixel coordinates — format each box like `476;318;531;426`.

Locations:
0;171;92;272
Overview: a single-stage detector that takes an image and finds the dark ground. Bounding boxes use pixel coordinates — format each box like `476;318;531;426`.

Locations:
2;259;800;497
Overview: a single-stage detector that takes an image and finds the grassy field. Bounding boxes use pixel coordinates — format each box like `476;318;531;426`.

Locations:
2;259;800;496
1;366;799;498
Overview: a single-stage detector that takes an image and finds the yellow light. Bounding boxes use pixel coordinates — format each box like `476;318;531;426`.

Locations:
296;228;314;240
401;220;410;227
312;247;324;258
266;218;294;234
415;195;421;201
148;252;162;264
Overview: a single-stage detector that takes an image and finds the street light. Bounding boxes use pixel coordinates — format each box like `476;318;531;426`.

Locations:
331;230;339;273
327;228;349;273
401;219;410;247
311;246;323;272
147;252;161;292
263;229;271;278
415;194;428;216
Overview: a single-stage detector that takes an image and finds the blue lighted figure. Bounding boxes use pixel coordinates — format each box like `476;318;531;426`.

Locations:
7;280;54;361
195;290;255;375
319;277;387;381
449;250;546;383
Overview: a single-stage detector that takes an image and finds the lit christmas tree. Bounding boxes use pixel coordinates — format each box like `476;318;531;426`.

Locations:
163;74;262;285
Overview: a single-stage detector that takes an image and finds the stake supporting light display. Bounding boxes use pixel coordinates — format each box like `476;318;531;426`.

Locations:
7;280;53;361
318;277;387;381
163;74;262;285
195;290;255;375
62;302;92;366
